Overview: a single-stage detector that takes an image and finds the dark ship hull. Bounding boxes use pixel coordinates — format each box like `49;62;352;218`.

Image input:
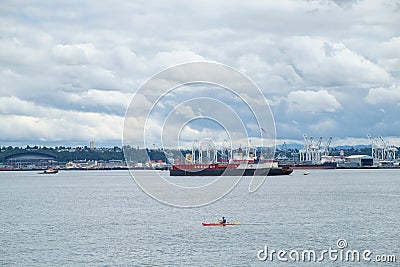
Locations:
279;161;336;170
170;163;293;176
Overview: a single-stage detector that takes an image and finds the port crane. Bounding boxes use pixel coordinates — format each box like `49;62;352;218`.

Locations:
299;134;332;163
367;134;398;161
378;136;397;160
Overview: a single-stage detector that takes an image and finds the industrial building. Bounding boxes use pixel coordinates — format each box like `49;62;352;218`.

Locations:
338;155;375;168
4;152;57;169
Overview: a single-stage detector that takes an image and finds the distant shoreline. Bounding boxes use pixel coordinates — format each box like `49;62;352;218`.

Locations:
2;166;400;172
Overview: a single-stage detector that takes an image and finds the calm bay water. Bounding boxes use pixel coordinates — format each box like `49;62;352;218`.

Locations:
0;169;399;266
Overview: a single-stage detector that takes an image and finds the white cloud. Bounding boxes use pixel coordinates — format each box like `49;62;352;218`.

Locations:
0;96;38;116
172;104;197;119
152;51;206;68
238;54;270;79
309;119;338;133
0;113;123;142
287;90;341;113
281;36;391;87
0;0;399;145
0;97;124;142
53;43;102;65
364;84;400;105
375;37;400;75
65;89;133;112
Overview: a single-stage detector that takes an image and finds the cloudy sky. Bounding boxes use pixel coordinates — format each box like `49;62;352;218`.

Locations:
1;0;399;147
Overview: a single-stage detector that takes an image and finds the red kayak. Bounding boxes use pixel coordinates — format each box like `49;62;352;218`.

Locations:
202;222;241;226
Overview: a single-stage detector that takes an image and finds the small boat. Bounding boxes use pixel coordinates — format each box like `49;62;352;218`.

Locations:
303;172;310;175
42;168;58;174
202;222;241;227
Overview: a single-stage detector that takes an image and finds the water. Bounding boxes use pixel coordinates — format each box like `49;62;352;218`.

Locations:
0;169;399;266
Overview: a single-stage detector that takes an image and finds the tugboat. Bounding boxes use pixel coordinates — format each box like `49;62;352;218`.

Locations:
42;167;58;174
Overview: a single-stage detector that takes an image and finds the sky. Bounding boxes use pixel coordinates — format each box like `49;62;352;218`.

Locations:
0;0;399;148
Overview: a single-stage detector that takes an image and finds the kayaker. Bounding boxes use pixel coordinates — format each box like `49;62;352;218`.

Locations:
220;216;227;224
